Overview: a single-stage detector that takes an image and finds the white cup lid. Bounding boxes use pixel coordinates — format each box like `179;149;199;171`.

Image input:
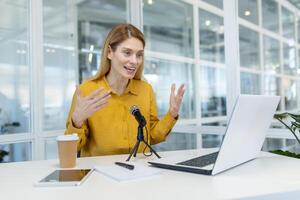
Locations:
56;133;79;141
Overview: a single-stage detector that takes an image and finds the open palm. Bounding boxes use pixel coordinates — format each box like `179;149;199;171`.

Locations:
169;84;185;118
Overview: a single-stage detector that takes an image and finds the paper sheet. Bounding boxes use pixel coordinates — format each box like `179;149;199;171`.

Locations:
94;163;161;182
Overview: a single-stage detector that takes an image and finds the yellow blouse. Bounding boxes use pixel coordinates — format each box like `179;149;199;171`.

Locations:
65;77;177;157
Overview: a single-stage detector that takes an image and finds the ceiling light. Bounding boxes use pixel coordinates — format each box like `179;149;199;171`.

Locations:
205;20;211;26
244;10;251;16
148;0;153;5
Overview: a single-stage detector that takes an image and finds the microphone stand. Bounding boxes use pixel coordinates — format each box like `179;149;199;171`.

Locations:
126;124;161;161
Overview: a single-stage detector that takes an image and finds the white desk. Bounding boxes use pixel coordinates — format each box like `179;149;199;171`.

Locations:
1;149;300;200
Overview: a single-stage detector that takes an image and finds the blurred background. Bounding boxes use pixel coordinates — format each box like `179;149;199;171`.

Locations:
0;0;300;162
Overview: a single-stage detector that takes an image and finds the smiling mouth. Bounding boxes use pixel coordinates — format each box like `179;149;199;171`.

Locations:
124;66;136;74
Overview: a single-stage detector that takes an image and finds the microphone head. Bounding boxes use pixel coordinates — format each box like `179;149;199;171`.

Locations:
130;105;146;127
130;105;139;115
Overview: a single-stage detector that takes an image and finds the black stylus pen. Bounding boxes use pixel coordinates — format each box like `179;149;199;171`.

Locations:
115;162;135;170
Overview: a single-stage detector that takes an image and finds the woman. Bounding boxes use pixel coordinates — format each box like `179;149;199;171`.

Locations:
65;24;185;157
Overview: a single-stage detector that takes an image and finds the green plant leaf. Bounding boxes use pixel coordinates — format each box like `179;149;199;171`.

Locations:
274;113;288;120
291;121;300;131
274;112;300;144
288;113;300;121
294;121;300;128
270;150;300;159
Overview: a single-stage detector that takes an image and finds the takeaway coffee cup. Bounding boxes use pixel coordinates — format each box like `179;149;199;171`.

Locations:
57;134;79;168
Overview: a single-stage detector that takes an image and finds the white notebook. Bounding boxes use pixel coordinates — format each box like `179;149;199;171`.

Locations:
94;163;161;182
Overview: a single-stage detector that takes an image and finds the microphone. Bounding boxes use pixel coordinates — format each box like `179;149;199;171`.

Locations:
130;105;146;127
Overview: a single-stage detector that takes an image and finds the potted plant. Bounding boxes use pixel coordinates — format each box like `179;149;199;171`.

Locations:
272;112;300;158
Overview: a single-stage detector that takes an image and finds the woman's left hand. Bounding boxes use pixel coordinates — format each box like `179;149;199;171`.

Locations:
169;84;185;118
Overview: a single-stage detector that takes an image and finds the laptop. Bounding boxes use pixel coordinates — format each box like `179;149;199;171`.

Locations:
149;95;280;175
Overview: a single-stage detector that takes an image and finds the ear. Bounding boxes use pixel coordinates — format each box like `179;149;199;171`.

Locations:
107;45;113;60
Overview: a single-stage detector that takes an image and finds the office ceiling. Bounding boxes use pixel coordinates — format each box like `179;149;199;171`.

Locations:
1;0;300;43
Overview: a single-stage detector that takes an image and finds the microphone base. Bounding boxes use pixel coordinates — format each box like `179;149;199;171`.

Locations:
126;125;161;161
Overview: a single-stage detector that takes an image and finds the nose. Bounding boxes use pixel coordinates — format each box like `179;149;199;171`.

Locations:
129;54;138;65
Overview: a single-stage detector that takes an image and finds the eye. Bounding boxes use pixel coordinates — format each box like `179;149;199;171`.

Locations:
137;53;144;58
123;51;131;57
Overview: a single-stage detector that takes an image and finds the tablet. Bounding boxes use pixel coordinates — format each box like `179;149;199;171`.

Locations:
35;169;93;187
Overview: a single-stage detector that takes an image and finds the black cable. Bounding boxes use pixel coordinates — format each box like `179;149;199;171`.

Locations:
143;126;152;157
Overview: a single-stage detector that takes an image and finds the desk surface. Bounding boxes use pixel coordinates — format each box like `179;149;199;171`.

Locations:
1;149;300;200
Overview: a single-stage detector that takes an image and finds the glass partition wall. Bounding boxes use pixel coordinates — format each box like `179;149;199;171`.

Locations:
1;0;300;162
239;0;300;152
0;0;32;162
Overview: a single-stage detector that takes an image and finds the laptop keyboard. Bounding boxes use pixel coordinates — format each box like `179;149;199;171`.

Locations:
176;152;219;168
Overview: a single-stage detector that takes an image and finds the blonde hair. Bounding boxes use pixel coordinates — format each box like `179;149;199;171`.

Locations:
89;23;145;81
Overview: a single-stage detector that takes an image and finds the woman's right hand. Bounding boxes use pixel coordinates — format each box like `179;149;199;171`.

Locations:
72;85;111;128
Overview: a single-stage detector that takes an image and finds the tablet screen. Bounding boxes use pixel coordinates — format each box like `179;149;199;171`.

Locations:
40;169;92;183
